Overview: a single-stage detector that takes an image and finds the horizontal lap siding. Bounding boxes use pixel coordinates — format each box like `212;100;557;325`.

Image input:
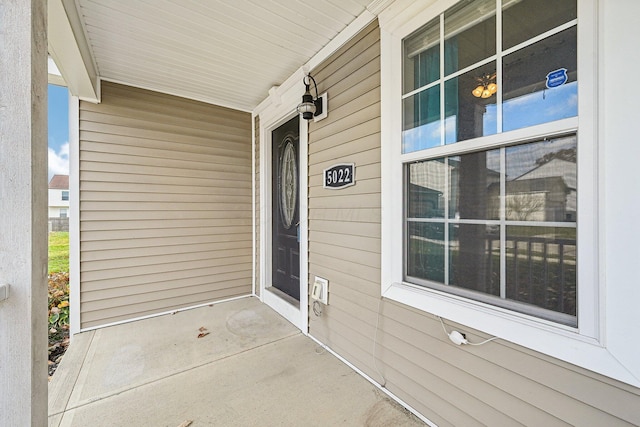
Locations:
307;20;639;427
79;82;252;329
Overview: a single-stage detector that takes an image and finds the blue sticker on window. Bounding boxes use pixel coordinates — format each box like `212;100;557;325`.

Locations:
546;68;568;89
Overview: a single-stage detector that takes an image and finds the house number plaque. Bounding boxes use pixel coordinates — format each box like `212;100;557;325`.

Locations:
323;163;355;189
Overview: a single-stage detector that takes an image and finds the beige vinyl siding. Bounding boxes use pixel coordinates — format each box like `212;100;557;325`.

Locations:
79;81;252;329
306;20;640;426
254;115;260;296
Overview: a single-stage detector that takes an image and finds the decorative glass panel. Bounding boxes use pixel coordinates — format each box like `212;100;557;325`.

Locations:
503;27;577;132
279;140;297;229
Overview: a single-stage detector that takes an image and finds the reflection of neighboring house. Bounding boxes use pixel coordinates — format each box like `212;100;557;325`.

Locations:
503;177;570;221
48;174;69;219
488;159;576;221
408;183;442;217
508;158;576;221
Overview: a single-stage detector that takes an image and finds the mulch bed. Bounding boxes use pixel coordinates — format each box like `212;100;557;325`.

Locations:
48;326;70;378
48;272;70;380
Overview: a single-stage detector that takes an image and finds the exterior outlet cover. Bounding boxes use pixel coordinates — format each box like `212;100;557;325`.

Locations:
312;276;329;305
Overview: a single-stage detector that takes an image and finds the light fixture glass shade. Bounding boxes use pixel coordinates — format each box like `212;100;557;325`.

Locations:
472;85;484;97
488;82;497;94
297;102;316;120
481;88;492;98
297;90;316;120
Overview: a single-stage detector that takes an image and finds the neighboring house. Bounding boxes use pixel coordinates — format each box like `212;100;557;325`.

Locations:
48;174;69;219
3;0;640;426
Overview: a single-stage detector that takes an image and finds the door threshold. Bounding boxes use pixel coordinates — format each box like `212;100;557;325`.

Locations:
266;287;300;309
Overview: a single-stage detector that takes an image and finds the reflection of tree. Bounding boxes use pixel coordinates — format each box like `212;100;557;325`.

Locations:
506;193;545;220
535;147;576;166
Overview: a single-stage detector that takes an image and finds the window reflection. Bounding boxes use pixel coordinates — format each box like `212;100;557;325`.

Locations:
506;226;576;316
449;150;500;220
503;0;576;50
445;62;498;144
449;224;500;296
404;135;577;318
503;27;577;132
404;19;440;94
403;86;441;152
505;135;576;222
407;222;445;283
407;159;446;219
444;0;496;76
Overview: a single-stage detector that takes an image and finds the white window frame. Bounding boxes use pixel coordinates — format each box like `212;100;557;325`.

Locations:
381;0;640;387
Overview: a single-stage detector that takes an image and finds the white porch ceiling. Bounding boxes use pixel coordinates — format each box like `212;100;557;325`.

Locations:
69;0;376;111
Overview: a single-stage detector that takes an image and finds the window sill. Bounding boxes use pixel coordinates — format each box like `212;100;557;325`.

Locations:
382;281;640;388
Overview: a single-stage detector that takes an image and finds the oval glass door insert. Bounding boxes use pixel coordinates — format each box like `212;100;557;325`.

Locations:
279;138;297;229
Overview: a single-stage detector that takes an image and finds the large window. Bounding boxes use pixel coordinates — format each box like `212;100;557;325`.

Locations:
401;0;578;325
381;0;640;389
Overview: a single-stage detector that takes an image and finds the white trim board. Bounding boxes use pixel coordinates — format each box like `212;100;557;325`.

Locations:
77;295;254;333
69;95;81;337
259;109;309;334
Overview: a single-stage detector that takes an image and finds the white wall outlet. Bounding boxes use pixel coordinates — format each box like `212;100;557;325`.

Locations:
311;276;329;305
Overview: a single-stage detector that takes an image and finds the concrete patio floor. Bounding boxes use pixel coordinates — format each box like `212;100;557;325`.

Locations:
48;296;425;426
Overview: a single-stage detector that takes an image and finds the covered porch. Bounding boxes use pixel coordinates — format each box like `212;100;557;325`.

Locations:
48;297;423;426
3;0;640;425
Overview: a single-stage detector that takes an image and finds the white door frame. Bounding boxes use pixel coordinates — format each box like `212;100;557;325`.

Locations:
257;70;309;333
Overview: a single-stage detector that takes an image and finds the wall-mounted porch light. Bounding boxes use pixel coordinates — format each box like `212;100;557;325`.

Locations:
297;73;325;120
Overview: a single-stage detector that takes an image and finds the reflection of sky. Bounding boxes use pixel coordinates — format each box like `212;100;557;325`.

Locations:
403;116;465;152
402;81;577;154
503;82;577;132
403;120;441;153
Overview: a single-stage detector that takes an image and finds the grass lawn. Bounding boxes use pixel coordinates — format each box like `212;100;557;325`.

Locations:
48;231;69;273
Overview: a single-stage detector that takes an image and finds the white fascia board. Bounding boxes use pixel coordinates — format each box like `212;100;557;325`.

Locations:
48;0;100;102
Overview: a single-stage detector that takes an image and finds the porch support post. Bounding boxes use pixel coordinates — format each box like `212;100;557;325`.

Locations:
0;0;49;425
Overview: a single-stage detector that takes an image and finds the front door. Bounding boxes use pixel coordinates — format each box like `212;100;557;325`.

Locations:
271;116;300;301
